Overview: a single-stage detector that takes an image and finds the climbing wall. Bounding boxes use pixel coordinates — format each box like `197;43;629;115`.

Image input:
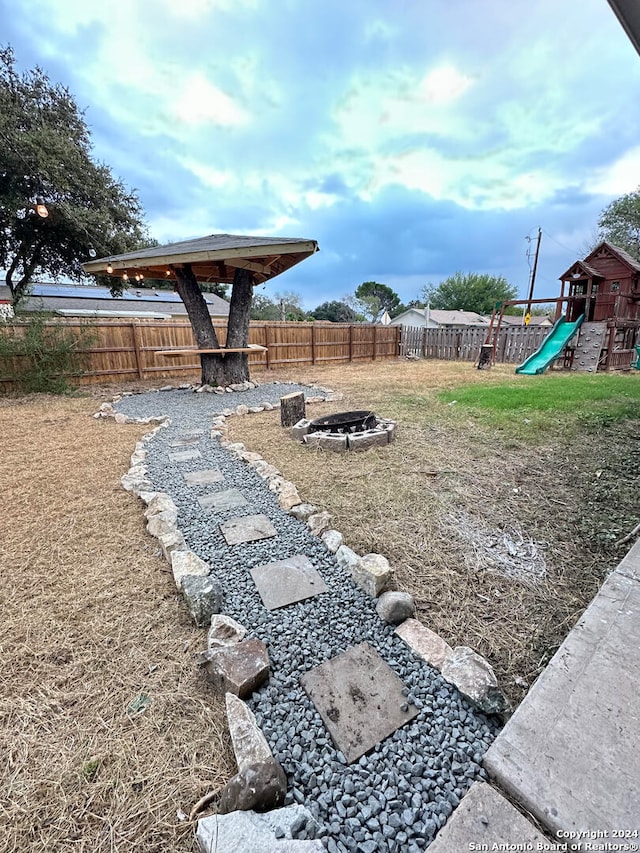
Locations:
571;322;607;372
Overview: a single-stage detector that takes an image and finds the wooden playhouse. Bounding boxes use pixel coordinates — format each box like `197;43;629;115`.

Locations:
483;241;640;372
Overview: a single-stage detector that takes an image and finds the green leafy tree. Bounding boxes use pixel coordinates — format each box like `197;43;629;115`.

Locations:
597;188;640;260
251;291;308;321
354;281;401;322
311;300;358;323
250;294;280;320
0;46;150;306
421;272;517;314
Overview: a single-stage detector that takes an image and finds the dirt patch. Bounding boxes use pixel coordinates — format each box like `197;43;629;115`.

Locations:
225;359;639;707
0;395;234;853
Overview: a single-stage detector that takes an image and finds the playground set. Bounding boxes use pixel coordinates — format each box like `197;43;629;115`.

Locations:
481;241;640;374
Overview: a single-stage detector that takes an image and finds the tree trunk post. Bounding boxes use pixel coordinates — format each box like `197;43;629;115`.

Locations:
223;267;254;384
280;392;306;427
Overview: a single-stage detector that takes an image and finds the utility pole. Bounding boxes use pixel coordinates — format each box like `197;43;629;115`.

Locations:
525;227;542;323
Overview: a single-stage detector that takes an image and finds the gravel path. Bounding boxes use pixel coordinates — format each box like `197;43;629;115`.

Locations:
114;383;500;852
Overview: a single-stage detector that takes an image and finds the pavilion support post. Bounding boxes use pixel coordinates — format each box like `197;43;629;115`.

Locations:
223;267;254;384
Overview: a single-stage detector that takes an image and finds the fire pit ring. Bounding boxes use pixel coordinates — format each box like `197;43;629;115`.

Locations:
292;410;397;452
309;410;377;434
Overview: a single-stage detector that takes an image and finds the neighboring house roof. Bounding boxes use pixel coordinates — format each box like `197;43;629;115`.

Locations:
498;314;553;326
0;282;230;318
390;307;489;327
429;309;488;327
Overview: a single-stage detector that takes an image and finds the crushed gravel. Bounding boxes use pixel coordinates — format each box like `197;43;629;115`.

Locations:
114;384;501;852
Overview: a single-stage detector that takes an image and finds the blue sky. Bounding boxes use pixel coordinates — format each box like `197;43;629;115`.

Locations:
2;0;640;309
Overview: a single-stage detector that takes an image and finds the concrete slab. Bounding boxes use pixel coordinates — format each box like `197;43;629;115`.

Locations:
250;555;328;610
198;488;249;513
427;782;552;853
183;468;224;486
300;642;418;763
168;449;201;462
617;538;640;582
220;514;278;546
484;564;640;838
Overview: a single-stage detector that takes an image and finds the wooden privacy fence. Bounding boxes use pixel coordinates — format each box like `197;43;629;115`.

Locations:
0;319;401;386
399;325;550;364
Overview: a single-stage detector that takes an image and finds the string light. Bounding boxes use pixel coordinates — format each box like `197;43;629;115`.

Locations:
122;272;128;281
35;196;49;218
106;264;113;274
165;269;171;277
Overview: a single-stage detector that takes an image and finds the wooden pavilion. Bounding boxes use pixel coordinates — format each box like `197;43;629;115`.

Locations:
82;233;319;385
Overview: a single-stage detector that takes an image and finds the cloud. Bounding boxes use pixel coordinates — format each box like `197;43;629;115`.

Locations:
172;72;249;127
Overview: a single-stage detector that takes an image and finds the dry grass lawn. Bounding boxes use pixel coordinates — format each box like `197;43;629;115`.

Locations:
0;359;637;851
226;359;639;707
0;395;234;853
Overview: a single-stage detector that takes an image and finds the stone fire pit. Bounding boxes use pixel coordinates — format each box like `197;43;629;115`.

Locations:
291;410;397;452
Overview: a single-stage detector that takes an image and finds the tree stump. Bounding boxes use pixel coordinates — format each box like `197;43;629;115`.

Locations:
280;392;306;427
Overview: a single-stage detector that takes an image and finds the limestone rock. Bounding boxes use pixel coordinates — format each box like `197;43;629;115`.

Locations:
376;591;416;625
158;529;186;562
204;638;270;698
208;614;247;649
197;805;323;852
261;401;274;411
289;503;319;521
248;406;264;413
181;574;223;626
278;484;302;511
144;493;177;519
146;509;179;538
441;646;510;716
227;442;246;453
236;404;250;416
395;618;453;670
239;450;263;463
218;761;287;815
226;693;275;771
171;550;211;590
307;511;332;536
335;545;360;572
350;553;393;597
251;461;282;479
321;529;343;553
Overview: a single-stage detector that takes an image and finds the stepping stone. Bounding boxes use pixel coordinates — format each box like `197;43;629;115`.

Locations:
198;488;249;513
301;642;418;763
250;555;328;610
169;435;201;447
220;514;278;546
168;449;201;462
183;469;224;486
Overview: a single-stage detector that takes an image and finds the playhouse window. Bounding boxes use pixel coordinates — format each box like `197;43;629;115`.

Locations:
611;281;620;292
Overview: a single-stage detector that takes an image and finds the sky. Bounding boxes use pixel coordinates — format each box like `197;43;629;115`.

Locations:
2;0;640;309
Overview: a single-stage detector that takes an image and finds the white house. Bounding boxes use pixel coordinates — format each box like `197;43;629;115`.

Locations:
390;307;489;328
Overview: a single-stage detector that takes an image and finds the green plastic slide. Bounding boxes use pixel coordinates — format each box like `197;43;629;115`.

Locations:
515;314;585;375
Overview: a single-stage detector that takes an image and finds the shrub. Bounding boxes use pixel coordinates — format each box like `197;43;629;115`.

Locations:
0;313;95;394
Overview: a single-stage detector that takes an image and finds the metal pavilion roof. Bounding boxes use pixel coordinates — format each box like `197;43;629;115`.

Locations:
82;233;319;285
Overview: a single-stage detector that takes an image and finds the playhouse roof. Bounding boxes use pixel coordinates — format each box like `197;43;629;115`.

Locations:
559;241;640;280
